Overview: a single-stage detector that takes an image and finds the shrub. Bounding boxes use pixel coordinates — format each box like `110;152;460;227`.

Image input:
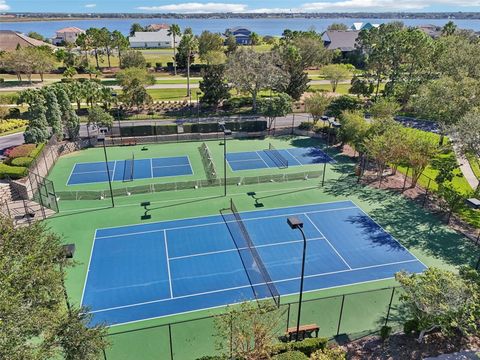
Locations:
8;108;21;118
380;325;392;340
120;125;154;137
0;119;28;134
310;347;346;360
6;144;36;159
403;319;419;335
272;350;308;360
28;143;44;159
223;96;253;110
288;338;328;356
10;156;33;167
0;163;28;179
0;78;4;83
195;356;226;360
0;93;19;105
154;124;177;135
298;122;314;131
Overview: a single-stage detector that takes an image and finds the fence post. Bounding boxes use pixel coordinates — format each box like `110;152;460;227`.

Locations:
168;324;174;360
291;114;295;135
336;295;345;336
286;303;291;332
384;287;396;327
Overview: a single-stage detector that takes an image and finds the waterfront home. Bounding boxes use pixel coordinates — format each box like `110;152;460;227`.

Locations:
351;22;380;31
145;24;170;32
322;30;360;56
417;24;442;38
0;30;57;51
129;30;180;48
225;27;252;45
52;26;85;45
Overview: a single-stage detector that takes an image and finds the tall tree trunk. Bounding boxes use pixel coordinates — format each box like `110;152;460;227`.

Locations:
117;47;122;68
187;52;190;97
173;35;177;76
94;48;99;69
106;47;112;68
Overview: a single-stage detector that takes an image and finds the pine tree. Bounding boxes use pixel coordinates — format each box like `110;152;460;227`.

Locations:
55;87;80;140
199;65;230;110
24;94;50;144
43;89;63;139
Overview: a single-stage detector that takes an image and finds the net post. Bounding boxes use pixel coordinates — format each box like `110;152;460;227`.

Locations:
336;294;345;336
384;287;396;327
168;324;174;360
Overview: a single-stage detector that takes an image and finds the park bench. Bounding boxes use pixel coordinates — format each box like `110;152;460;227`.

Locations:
121;139;137;146
285;324;319;341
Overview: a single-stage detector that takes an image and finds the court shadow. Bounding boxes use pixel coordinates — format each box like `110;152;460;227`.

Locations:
141;195;224;217
49;206;112;220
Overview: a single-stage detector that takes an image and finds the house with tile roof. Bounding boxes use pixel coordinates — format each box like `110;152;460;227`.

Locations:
322;30;360;54
129;30;180;48
52;26;85;46
0;30;57;51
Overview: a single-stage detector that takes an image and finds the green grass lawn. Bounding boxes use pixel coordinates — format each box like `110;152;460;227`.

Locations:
0;126;26;137
44;135;477;359
466;153;480;180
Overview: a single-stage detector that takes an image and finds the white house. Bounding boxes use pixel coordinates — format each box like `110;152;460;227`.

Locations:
52;27;85;45
129;30;180;49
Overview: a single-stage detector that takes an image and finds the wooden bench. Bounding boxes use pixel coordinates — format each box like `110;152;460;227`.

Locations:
285;324;319;341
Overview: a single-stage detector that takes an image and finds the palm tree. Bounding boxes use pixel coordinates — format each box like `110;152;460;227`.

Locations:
111;30;129;68
181;32;198;98
168;24;181;76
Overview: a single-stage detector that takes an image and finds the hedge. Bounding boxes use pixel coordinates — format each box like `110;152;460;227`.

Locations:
272;338;328;357
0;163;28;179
10;156;33;167
183;121;267;133
4;144;36;159
155;124;177;135
29;143;45;159
273;351;308;360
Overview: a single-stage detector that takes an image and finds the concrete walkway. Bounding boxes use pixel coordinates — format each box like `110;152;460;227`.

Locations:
453;144;479;190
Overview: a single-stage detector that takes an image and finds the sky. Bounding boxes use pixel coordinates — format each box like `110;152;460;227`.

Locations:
2;0;480;13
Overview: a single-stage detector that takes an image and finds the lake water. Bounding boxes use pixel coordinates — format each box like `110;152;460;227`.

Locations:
2;17;480;37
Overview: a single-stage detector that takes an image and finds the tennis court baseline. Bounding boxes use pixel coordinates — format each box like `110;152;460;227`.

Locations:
227;146;334;171
82;200;426;326
67;156;193;186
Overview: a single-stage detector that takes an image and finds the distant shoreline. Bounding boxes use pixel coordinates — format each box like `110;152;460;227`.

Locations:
2;12;480;23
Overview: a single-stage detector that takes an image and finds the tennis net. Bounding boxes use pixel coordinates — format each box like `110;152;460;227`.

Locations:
123;154;135;182
199;143;217;180
265;143;288;169
222;199;280;307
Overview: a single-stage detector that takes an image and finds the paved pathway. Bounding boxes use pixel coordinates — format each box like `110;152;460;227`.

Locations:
0;132;24;154
453;144;479;190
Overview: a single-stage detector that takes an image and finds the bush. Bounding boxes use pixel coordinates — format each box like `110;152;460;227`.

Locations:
310;347;346;360
403;319;419;335
298;122;314;131
380;325;392;340
28;143;44;159
195;356;225;360
0;163;28;179
272;350;308;360
8;108;21;118
272;338;328;357
120;125;154;137
0;119;28;134
0;93;19;105
5;144;36;159
223;96;253;110
0;78;4;83
10;156;33;167
183;120;267;133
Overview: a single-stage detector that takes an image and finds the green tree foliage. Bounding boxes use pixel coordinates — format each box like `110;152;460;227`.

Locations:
23;93;49;144
396;267;479;343
87;106;114;129
249;32;262;46
451;108;480;159
177;29;198;97
0;46;55;83
116;67;155;108
43;89;63;139
0;218;109;359
327;23;349;31
225;49;289;112
258;93;292;130
224;34;238;55
305;92;332;123
369;97;400;120
442;21;457;36
111;30;129;67
27;31;44;41
338;110;370;152
168;24;182;75
403;130;438;185
321;64;352;92
129;23;144;36
275;45;309;100
435;34;480;81
199;64;230;110
120;50;147;69
85;28;103;69
327;95;362;118
214;301;283;360
63;66;77;79
55;86;80;140
349;76;374;98
198;31;224;63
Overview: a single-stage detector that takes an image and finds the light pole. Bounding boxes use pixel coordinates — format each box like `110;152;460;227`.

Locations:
112;92;122;143
219;122;232;197
60;244;75;313
98;133;115;208
287;216;307;341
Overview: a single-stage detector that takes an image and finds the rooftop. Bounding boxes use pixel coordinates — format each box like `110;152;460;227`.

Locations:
0;30;56;51
322;30;360;51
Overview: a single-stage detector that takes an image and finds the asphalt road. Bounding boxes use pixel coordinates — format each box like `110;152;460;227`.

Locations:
0;132;24;154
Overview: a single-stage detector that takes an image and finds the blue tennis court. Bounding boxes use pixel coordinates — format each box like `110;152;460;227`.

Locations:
227;146;334;171
82;200;426;326
67;156;193;185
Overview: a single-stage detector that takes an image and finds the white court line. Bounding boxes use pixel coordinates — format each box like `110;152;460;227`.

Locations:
80;229;98;306
284;148;303;166
350;200;429;269
255;151;271;167
304;213;352;270
95;206;358;239
66;163;77;186
169;236;326;261
88;259;419;315
111;160;117;181
150;158;153;178
228;158;264;164
152;163;193;169
163;230;173;299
